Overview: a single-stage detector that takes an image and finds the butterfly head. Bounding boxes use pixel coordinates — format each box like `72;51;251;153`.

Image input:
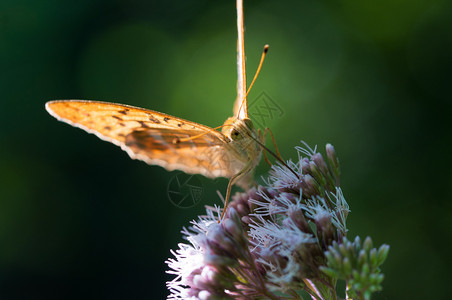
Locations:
221;117;260;149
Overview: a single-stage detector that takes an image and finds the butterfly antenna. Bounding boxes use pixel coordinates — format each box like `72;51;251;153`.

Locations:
174;124;229;144
246;45;269;99
237;45;270;118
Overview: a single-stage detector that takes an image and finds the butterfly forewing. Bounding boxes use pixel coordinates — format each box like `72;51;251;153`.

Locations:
46;100;240;178
46;100;218;140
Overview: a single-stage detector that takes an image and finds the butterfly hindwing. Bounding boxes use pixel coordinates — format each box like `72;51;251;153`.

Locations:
125;129;242;178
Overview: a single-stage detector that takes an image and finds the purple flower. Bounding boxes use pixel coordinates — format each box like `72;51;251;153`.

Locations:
166;143;387;299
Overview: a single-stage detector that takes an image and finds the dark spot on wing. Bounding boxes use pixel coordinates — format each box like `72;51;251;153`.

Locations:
177;122;184;127
137;121;151;129
112;116;122;121
119;122;126;127
104;126;112;130
149;115;161;124
118;109;128;115
164;117;170;122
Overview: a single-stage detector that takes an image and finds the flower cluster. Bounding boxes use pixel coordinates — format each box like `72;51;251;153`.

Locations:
166;143;389;299
321;236;390;300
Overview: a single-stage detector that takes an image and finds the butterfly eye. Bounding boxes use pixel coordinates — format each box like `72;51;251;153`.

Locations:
230;128;242;140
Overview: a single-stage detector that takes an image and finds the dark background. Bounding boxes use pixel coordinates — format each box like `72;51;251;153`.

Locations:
0;0;450;299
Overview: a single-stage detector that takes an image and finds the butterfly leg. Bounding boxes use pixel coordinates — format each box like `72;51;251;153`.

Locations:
258;128;272;167
264;127;283;161
260;127;284;165
220;160;253;221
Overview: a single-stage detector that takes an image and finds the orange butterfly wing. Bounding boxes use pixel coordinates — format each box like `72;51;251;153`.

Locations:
46;100;244;178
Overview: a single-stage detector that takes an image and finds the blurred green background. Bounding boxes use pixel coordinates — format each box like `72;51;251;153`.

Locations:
0;0;451;298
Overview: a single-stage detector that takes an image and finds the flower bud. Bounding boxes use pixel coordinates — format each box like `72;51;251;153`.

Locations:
235;203;249;217
313;153;329;178
241;215;251;224
343;257;352;275
358;249;367;267
287;209;312;234
206;227;239;258
353;236;361;250
301;158;311;174
301;174;321;198
326;143;340;182
316;213;335;248
223;209;247;249
309;161;327;194
370;248;378;267
363;236;373;252
197;290;212;300
377;245;390;266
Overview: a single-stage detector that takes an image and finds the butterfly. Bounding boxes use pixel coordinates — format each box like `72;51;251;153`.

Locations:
45;2;269;218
